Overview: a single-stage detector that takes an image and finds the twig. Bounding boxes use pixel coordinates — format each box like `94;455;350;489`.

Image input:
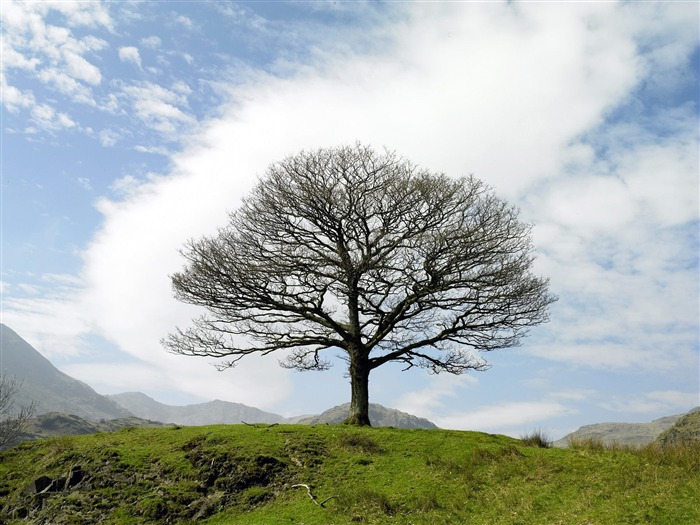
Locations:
292;484;337;508
241;421;279;428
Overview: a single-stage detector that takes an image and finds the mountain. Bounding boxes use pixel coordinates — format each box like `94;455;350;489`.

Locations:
108;391;285;425
656;407;700;446
297;403;438;429
108;393;438;429
554;407;699;448
0;324;133;421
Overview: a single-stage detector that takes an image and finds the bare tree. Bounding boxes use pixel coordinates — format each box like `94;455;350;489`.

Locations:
0;374;36;449
164;144;557;425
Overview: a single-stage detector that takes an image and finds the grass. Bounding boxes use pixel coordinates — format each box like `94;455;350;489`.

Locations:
0;424;698;524
519;428;552;448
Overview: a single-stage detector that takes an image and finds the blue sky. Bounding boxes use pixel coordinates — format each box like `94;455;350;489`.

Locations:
1;0;698;439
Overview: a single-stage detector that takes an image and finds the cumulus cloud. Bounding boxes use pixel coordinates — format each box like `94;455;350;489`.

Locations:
140;35;161;49
394;375;478;418
29;103;76;131
174;14;197;31
601;391;699;414
98;128;120;147
118;46;142;68
0;73;36;112
119;81;195;134
434;402;572;434
1;0;111;128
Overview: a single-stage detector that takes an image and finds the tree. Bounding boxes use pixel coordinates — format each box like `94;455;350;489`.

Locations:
164;144;557;426
0;374;36;449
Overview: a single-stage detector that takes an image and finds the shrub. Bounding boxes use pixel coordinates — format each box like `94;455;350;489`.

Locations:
520;429;552;448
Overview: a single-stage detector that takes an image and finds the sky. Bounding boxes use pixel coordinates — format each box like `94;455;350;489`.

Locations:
1;0;698;440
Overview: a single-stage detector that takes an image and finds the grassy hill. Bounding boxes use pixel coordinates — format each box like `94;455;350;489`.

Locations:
1;425;698;524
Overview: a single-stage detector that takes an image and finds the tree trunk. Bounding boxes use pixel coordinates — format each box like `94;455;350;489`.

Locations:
344;352;371;426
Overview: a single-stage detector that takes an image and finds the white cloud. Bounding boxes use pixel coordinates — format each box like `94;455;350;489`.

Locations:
550;390;598;402
171;81;191;95
109;175;142;196
174;14;197;31
0;73;36;112
140;35;161;49
3;2;697;421
29;103;76;131
99;129;120;147
1;292;91;359
76;177;92;191
120;81;194;134
434;401;572;433
41;273;84;286
37;68;95;105
394;375;478;419
119;46;142;68
601;391;699;414
64;52;102;85
133;145;171;156
1;0;110;119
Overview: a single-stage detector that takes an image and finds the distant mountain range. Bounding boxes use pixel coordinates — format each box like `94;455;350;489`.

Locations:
554;407;700;447
3;323;695;444
0;323;437;433
107;391;285;426
105;393;438;429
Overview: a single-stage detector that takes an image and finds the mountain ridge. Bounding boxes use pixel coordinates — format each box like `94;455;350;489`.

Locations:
554;407;700;447
0;324;133;421
108;392;439;429
107;391;284;426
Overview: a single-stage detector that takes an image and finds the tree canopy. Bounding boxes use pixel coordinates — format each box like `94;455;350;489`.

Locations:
164;144;556;425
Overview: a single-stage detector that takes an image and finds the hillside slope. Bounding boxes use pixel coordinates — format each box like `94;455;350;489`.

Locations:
0;325;132;421
1;425;698;524
657;408;700;446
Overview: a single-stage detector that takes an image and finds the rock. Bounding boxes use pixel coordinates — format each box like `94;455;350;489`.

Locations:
656;411;700;446
47;477;66;492
66;466;84;488
27;476;52;494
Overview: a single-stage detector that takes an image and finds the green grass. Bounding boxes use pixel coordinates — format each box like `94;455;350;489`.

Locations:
1;424;698;524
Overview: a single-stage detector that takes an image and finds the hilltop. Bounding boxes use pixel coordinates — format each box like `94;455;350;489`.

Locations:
1;424;698;524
